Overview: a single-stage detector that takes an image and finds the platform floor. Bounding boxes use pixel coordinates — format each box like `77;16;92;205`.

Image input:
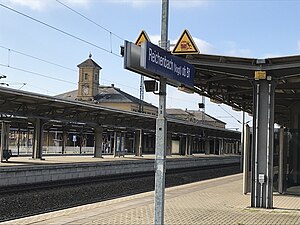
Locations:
0;153;232;167
2;174;299;225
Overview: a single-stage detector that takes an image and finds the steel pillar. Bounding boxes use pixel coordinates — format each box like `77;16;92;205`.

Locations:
32;118;44;159
121;132;125;152
62;130;67;154
240;111;245;171
278;126;285;194
79;133;83;155
113;132;119;157
134;129;143;157
289;104;300;185
188;136;193;155
243;124;251;194
220;139;224;155
94;126;103;158
251;80;276;208
166;133;172;156
154;0;169;223
184;136;187;156
205;140;210;155
17;126;20;156
0;122;10;162
179;136;184;155
154;77;167;225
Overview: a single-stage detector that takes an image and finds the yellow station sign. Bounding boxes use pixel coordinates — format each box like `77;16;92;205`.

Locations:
255;71;267;80
172;29;199;55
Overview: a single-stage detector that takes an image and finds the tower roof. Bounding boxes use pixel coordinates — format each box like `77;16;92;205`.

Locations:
77;58;102;69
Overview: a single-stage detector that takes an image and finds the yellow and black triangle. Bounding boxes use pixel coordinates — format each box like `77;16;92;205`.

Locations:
135;30;150;46
172;29;200;55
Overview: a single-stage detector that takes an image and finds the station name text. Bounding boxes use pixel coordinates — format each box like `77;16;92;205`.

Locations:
148;47;191;79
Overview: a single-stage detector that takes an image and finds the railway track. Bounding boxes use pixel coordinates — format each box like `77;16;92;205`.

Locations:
0;163;240;222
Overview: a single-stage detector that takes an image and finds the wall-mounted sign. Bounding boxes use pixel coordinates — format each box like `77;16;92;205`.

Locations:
140;41;195;88
254;71;267;80
135;30;150;46
172;29;199;55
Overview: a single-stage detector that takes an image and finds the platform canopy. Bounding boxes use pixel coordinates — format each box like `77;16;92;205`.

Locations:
0;86;239;140
184;54;300;127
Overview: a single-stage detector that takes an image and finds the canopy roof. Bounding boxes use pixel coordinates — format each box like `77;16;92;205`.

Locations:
0;86;239;140
185;53;300;126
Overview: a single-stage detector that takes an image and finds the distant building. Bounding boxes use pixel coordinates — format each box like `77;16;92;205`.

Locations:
187;110;226;128
56;55;227;127
166;108;226;129
56;55;157;116
166;108;195;122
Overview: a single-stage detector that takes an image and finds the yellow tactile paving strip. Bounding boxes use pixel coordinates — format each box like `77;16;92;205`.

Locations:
2;174;299;225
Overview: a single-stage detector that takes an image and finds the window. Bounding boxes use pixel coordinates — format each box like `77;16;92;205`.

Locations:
84;73;88;80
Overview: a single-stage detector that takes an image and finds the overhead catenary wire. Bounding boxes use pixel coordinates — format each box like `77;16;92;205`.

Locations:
4;81;27;87
0;63;76;85
217;104;241;124
0;3;122;58
18;82;26;90
0;63;140;92
0;3;143;94
0;45;77;72
1;46;204;106
0;45;140;91
55;0;125;41
53;0;147;105
25;83;58;94
0;2;249;128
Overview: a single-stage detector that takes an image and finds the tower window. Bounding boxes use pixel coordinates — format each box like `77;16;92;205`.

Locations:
84;73;88;80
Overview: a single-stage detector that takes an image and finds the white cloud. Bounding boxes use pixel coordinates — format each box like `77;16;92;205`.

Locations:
171;0;209;8
109;0;158;8
109;0;209;8
64;0;90;7
262;40;300;58
149;35;161;45
6;0;209;10
5;0;48;10
227;48;252;57
3;0;90;11
193;37;214;54
223;41;252;57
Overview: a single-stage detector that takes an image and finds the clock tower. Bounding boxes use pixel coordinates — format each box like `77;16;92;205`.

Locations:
77;54;102;101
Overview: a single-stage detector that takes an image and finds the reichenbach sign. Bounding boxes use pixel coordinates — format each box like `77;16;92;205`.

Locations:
140;41;195;88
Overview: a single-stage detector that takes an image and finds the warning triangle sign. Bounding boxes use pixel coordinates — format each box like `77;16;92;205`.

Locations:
135;30;150;46
172;29;200;55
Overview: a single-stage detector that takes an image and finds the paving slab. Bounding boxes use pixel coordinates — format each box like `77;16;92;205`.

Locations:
2;173;299;225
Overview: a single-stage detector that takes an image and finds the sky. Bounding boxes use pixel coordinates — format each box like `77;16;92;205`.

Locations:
1;0;300;130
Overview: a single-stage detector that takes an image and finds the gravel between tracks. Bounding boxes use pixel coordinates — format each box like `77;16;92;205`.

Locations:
0;165;240;222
